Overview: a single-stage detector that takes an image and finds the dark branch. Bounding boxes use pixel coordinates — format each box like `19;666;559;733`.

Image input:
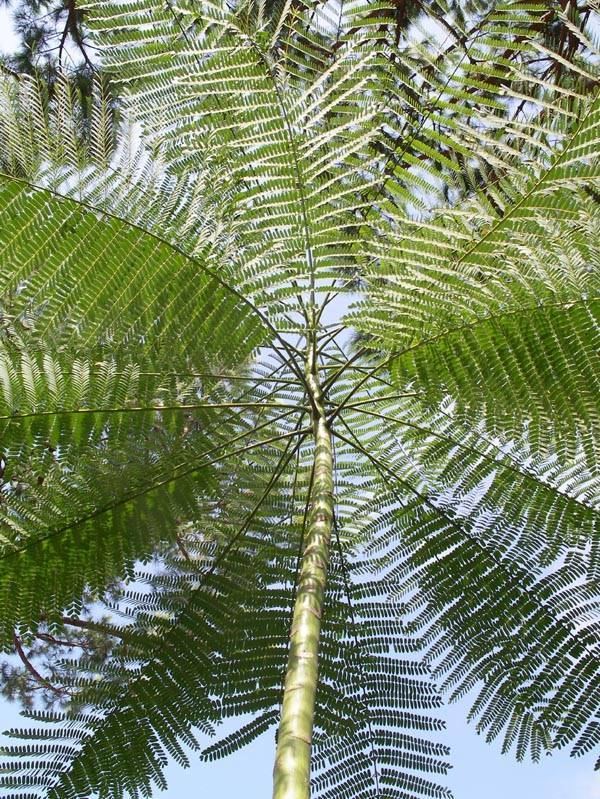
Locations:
13;632;67;697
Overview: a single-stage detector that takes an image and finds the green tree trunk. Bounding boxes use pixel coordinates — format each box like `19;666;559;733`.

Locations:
272;348;334;799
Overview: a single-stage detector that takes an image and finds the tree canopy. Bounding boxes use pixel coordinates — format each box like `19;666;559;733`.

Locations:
0;1;598;797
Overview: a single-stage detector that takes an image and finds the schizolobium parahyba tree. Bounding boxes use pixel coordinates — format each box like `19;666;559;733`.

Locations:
0;1;598;797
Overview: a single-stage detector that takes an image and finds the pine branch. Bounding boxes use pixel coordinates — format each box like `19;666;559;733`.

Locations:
12;633;68;698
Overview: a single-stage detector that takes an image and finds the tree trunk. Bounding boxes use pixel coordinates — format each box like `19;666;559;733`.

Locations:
272;350;334;799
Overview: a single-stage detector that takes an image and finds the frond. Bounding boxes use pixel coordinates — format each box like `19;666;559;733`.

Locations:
339;385;599;568
0;422;305;796
335;385;600;765
77;0;386;322
0;175;266;368
311;564;451;799
0;347;307;646
351;91;600;456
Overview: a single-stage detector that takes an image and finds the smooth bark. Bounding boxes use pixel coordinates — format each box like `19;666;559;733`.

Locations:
272;349;334;799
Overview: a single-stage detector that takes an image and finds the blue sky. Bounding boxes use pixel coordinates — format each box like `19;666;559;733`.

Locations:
0;689;597;798
0;7;598;798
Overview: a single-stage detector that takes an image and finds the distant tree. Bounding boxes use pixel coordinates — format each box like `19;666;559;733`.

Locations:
1;0;94;100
